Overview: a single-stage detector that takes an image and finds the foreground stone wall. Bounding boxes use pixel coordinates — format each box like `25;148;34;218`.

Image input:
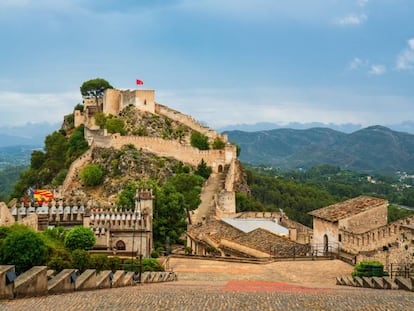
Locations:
0;265;176;300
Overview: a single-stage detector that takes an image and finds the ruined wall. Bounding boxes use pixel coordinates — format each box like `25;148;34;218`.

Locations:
340;215;414;254
339;202;388;234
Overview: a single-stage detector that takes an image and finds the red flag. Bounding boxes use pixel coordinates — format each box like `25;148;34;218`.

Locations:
136;79;144;85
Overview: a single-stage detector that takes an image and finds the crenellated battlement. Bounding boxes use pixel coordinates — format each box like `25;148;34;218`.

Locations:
340;215;414;254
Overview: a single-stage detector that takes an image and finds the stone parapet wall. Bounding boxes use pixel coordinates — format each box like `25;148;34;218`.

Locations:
61;145;94;196
340;216;414;254
155;103;225;141
224;159;236;192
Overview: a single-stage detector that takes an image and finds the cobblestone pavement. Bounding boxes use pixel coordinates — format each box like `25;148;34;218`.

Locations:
1;259;413;311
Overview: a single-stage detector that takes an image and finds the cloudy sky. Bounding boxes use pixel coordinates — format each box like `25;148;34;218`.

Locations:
0;0;413;129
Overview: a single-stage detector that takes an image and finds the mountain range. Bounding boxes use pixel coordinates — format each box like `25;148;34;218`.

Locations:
226;125;414;174
0;122;60;147
219;121;414;134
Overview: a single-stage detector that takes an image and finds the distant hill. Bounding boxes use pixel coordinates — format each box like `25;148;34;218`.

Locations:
219;120;414;135
226;125;414;174
0;122;60;147
219;122;362;133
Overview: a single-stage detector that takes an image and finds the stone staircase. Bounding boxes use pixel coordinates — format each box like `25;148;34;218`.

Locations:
190;172;225;225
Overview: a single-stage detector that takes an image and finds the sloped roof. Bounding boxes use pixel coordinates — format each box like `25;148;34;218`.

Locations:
308;196;387;222
221;218;289;236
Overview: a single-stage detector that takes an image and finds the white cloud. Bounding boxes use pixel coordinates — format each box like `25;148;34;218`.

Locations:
157;87;413;129
369;64;386;75
335;14;367;25
0;91;78;126
396;38;414;70
349;57;368;70
357;0;369;7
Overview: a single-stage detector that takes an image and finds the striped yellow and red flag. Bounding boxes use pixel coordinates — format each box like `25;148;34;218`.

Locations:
33;189;54;203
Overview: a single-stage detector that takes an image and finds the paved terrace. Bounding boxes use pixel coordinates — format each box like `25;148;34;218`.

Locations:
1;258;413;311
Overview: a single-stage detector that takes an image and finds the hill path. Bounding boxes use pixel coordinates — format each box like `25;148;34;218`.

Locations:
191;172;223;224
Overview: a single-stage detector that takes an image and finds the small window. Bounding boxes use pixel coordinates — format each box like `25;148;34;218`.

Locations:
338;234;342;242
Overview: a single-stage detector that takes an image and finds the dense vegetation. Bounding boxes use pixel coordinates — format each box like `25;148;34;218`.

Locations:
10;124;88;200
116;170;206;251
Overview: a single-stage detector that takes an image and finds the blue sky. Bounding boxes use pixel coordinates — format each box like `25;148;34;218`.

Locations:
0;0;413;129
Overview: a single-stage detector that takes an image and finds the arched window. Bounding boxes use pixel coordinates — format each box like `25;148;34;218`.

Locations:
115;240;126;250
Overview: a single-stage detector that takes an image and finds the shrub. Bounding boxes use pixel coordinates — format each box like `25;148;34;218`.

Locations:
151;250;159;258
64;226;96;251
89;254;110;272
94;112;107;128
212;137;225;149
47;248;72;272
196;159;212;179
0;227;48;274
352;261;386;277
190;131;209;150
105;118;126;135
107;256;121;272
71;249;91;273
80;164;105;186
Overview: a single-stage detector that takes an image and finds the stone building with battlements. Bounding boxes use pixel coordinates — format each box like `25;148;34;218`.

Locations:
0;189;154;258
309;195;414;266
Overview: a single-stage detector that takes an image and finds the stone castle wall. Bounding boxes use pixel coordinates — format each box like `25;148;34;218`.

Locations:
61;144;94;196
340;215;414;254
91;134;236;173
155;103;227;142
224;159;236;192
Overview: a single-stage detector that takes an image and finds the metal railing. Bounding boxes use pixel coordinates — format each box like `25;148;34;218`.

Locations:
388;263;414;278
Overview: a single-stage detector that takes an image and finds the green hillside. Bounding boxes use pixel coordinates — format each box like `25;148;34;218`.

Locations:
226;126;414;174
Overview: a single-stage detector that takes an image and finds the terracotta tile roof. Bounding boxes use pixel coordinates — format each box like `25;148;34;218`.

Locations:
308;196;387;222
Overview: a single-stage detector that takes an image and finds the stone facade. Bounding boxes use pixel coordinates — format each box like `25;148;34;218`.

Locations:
103;89;155;115
89;189;154;257
1;189;154;257
310;196;414;267
309;196;388;253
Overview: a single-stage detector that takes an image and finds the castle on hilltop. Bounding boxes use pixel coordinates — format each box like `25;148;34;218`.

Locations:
73;88;236;174
3;86;412;270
